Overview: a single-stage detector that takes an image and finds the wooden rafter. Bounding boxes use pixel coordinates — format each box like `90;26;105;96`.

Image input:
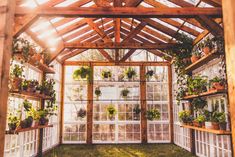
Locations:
114;0;122;61
15;7;222;18
125;0;144;7
98;49;114;62
119;49;136;62
201;0;221;7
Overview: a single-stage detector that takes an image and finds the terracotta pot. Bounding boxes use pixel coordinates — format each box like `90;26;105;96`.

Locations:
219;122;227;131
29;48;35;56
34;121;39;127
212;82;225;90
203;47;211;55
211;122;219;130
27;87;36;93
191;55;200;63
8;123;17;131
32;53;41;61
11;77;22;92
193;121;200;127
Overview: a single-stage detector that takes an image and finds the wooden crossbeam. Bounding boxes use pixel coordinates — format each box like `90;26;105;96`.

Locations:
60;49;87;61
125;0;144;7
85;18;112;42
201;0;221;7
15;7;222;18
65;42;175;49
98;49;115;62
119;49;136;62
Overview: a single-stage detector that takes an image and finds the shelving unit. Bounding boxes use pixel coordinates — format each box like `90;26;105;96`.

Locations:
5;125;53;134
185;51;219;73
9;91;52;100
181;125;231;135
14;53;55;74
182;89;227;100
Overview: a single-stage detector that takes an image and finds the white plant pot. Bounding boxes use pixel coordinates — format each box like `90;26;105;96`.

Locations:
205;121;213;129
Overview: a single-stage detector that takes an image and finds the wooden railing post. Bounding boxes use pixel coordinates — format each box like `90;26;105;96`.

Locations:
168;65;174;143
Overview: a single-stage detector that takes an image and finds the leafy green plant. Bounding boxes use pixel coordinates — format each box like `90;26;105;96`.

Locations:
133;105;141;114
146;109;160;121
187;76;208;95
73;66;91;81
107;105;117;118
11;64;24;78
124;67;137;80
146;69;154;79
191;49;201;57
178;110;193;123
41;49;51;65
95;87;102;99
21;80;29;91
191;98;207;111
23;99;32;111
120;88;130;99
217;112;226;123
209;76;226;89
198;37;214;50
195;115;206;123
7;112;20;131
27;79;39;92
101;70;112;79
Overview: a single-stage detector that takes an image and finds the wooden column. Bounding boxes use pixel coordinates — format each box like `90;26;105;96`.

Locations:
168;65;174;143
222;1;235;155
87;65;94;144
59;65;65;144
140;65;147;143
0;1;15;156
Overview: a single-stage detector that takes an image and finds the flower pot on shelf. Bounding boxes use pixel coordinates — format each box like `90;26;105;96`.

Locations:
219;122;227;131
212;82;225;90
191;55;200;63
211;122;219;130
203;47;211;55
27;87;36;93
39;117;49;126
8;123;17;131
31;53;41;61
11;77;22;92
205;121;213;129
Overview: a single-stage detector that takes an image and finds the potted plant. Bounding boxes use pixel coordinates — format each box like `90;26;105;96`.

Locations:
178;110;193;125
27;80;39;93
146;108;161;121
146;69;154;81
73;66;91;81
94;87;102;100
118;74;125;81
120;88;130;100
107;105;117;120
193;115;206;128
209;76;226;91
23;99;32;112
133;105;141;120
21;80;29;91
20;116;33;129
191;49;201;63
210;111;220;130
7;112;20;131
77;108;86;119
187;76;208;95
41;79;55;96
199;37;213;55
35;84;42;94
36;109;49;126
218;112;227;131
10;64;24;92
191;98;207;111
101;70;112;80
124;67;137;81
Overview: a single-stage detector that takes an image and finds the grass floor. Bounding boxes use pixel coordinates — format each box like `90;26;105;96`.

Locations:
45;144;196;157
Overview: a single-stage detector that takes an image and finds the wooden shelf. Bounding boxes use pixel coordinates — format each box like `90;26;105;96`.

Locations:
14;53;55;74
185;51;219;73
183;89;227;100
9;91;52;100
6;124;53;134
181;125;231;135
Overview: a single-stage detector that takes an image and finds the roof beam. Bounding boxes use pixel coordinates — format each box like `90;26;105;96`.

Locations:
119;49;136;62
98;49;114;62
65;42;175;49
125;0;144;7
201;0;221;7
15;7;222;18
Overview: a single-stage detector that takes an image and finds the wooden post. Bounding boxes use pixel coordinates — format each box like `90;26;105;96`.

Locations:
59;65;65;144
87;64;94;144
140;65;147;143
222;1;235;155
0;1;15;156
168;65;174;143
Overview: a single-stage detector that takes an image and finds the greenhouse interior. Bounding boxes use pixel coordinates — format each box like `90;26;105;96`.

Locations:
1;0;235;157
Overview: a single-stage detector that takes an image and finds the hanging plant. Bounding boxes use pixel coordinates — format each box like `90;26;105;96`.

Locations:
146;109;160;121
120;88;130;99
198;37;213;55
94;87;102;100
77;108;86;119
23;99;33;112
124;67;137;80
191;98;207;112
73;66;91;81
101;70;112;80
107;105;117;120
146;69;154;80
10;64;24;92
133;105;141;120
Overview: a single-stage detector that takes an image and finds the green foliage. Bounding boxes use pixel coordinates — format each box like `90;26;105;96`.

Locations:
120;88;130;98
191;98;207;111
124;67;137;80
178;110;193;123
11;64;24;78
107;105;117;117
195;115;206;123
217;112;226;123
198;37;214;50
95;87;102;97
187;76;208;95
7;112;20;125
145;69;154;79
23;99;33;111
133;105;141;114
41;49;51;65
73;66;91;81
101;70;112;79
146;109;160;121
209;76;226;88
191;47;201;57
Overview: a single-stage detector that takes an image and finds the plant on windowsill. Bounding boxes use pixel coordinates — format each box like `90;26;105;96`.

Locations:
178;110;193;125
187;75;208;95
77;108;87;119
193;115;206;128
107;105;117;120
95;87;102;100
7;112;20;131
145;69;154;81
124;67;137;81
21;80;29;91
19;116;33;129
73;66;91;81
101;70;112;80
204;103;220;130
133;105;141;120
209;76;226;91
146;108;160;121
10;64;24;92
120;88;130;100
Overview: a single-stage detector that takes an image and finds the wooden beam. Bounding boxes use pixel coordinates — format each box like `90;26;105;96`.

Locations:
59;65;65;144
122;21;147;42
196;15;224;36
98;49;114;62
60;49;87;62
15;7;223;18
86;18;112;42
119;49;136;62
201;0;221;7
0;1;15;156
125;0;143;7
222;0;235;155
65;42;175;49
168;65;174;143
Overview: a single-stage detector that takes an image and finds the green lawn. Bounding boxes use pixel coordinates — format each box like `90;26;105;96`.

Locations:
45;144;196;157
